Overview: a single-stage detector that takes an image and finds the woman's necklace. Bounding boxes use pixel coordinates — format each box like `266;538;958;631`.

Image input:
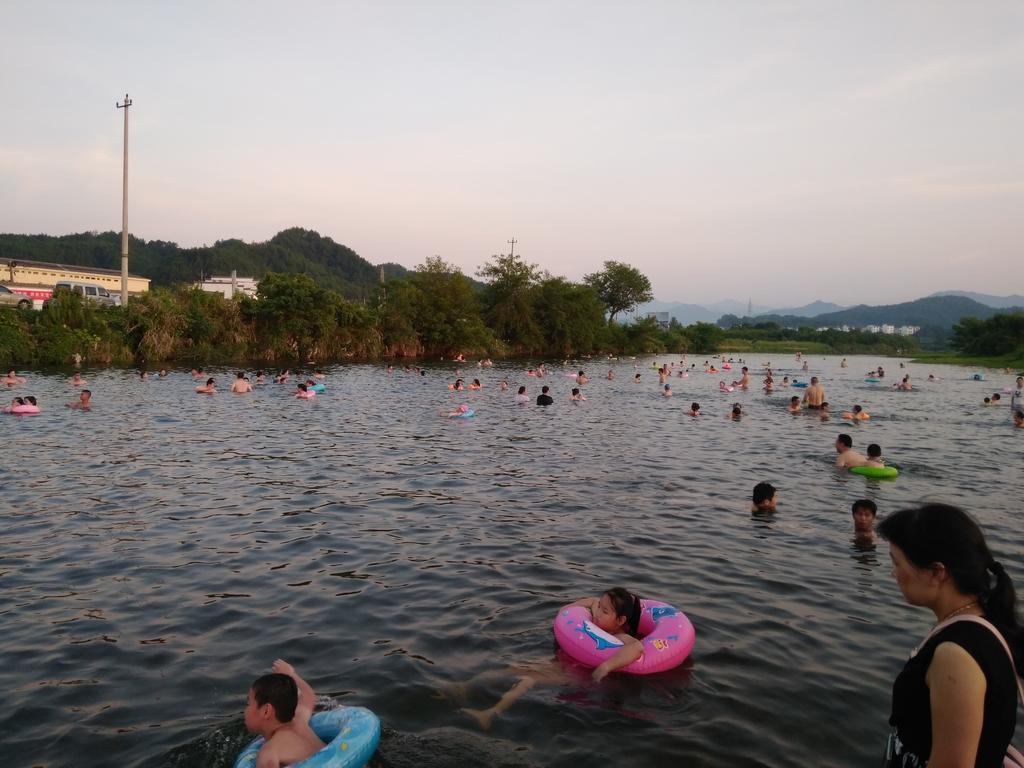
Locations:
939;600;979;623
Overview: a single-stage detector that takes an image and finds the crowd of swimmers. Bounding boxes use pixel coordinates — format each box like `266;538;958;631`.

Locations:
5;364;1024;428
5;358;1024;765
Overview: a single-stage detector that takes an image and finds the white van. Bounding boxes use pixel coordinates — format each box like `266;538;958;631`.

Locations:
50;281;121;306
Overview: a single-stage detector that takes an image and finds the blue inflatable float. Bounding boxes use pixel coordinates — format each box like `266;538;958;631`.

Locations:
233;707;380;768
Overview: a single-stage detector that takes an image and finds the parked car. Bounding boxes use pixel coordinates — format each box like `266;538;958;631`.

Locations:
0;285;32;309
44;281;121;308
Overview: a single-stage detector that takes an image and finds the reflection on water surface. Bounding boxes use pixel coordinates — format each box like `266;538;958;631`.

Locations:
1;356;1021;767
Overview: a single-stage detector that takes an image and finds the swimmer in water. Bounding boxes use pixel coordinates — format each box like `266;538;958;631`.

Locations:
4;369;26;386
295;383;315;398
633;373;641;383
139;371;149;380
230;372;252;394
852;499;877;543
499;379;509;392
444;403;472;418
663;384;673;397
781;376;790;388
195;378;216;395
687;402;700;417
607;369;615;380
514;386;529;404
577;371;589;384
1014;410;1024;428
158;369;169;377
730;404;742;420
984;393;1001;406
469;379;482;390
67;389;92;410
69;372;85;386
449;378;464;391
456;588;644;730
734;366;750;390
843;405;870;420
751;482;777;513
788;396;801;413
314;369;325;379
864;443;885;468
274;369;291;384
819;402;830;421
570;387;586;402
190;368;203;379
243;659;325;768
835;433;867;469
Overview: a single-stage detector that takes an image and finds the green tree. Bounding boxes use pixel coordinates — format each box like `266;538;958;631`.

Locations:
686;322;724;353
533;277;606;356
584;261;654;323
255;272;339;361
409;257;493;356
477;253;542;352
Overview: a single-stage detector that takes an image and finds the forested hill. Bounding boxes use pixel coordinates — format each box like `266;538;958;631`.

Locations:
0;228;410;300
722;295;1017;330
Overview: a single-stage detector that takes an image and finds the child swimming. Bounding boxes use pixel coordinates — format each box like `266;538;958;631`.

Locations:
195;378;216;395
842;404;870;420
864;443;885;468
570;387;586;401
687;402;700;417
455;588;644;730
243;659;325;768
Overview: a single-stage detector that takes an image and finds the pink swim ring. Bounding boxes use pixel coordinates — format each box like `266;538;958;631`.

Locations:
3;404;40;415
553;598;694;675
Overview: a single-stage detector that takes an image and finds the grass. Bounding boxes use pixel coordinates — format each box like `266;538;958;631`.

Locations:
718;339;832;354
908;351;1024;371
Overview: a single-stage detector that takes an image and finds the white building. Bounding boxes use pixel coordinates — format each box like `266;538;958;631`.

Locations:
863;324;882;334
881;324;896;335
197;275;259;299
646;311;670;330
896;325;920;336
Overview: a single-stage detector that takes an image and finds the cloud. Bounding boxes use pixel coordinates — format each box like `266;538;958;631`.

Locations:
850;42;1023;102
885;174;1024;201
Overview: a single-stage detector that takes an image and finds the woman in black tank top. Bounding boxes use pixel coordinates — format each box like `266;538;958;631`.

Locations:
879;504;1022;767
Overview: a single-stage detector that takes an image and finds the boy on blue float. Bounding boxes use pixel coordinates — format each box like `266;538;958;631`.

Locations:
243;659;324;767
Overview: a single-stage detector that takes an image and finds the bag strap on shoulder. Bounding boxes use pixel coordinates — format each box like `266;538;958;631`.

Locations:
918;614;1024;706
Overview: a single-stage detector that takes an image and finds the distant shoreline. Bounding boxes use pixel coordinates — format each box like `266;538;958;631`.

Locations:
908;351;1024;370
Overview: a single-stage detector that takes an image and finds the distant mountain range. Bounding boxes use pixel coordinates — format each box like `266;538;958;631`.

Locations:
635;292;1023;329
928;290;1024;309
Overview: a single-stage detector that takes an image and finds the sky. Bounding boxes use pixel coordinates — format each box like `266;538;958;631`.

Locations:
1;1;1022;307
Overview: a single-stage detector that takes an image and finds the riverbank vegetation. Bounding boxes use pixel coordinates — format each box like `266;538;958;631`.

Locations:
0;255;965;368
907;312;1024;370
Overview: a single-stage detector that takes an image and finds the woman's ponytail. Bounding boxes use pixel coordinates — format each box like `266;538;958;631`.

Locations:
985;560;1024;671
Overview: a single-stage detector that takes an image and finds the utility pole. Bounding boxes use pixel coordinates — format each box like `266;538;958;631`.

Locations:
116;93;132;306
507;237;517;258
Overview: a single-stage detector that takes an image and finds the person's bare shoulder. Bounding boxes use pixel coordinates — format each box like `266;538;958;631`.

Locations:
255;739;280;768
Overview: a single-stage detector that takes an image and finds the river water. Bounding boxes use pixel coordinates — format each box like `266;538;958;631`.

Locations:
2;356;1021;767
